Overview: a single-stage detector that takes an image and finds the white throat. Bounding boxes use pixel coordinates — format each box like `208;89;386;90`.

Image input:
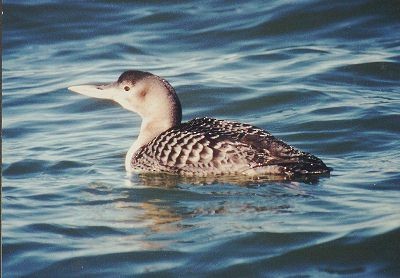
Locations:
125;118;174;171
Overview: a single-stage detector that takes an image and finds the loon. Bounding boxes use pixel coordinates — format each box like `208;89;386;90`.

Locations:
68;70;331;178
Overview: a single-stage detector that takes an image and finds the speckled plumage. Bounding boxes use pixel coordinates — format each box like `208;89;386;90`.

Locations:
132;117;330;177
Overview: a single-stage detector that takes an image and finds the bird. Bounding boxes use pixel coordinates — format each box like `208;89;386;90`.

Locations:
68;70;331;179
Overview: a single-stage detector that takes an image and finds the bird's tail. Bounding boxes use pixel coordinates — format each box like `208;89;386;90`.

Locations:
281;152;332;176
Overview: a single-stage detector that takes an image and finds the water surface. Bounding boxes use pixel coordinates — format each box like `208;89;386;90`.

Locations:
3;0;400;277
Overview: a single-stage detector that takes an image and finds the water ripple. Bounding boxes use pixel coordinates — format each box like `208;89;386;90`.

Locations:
3;0;400;277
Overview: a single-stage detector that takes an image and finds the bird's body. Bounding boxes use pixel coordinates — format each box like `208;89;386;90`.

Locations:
69;70;331;179
132;117;329;177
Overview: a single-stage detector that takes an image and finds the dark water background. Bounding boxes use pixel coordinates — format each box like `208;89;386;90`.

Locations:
3;0;400;277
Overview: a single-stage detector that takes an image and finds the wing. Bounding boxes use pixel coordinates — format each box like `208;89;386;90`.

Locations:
132;117;330;176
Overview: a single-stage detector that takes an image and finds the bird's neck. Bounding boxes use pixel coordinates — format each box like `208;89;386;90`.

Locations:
125;117;180;172
125;76;182;172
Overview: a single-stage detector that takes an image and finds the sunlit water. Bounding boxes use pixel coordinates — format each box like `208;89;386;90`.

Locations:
3;1;400;277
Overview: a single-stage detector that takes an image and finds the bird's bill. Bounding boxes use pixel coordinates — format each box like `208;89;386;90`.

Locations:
68;83;118;100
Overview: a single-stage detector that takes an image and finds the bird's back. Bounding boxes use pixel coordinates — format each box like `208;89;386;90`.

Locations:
131;117;330;177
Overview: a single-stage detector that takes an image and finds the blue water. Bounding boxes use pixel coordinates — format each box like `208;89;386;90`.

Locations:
2;0;400;277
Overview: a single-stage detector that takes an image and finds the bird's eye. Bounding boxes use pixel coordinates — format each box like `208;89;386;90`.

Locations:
124;86;130;91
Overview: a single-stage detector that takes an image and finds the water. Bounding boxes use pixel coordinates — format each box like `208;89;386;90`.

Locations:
2;0;400;276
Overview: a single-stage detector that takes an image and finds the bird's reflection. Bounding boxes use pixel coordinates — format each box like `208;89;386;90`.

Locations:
79;173;321;252
115;173;316;239
131;171;327;187
137;202;182;233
